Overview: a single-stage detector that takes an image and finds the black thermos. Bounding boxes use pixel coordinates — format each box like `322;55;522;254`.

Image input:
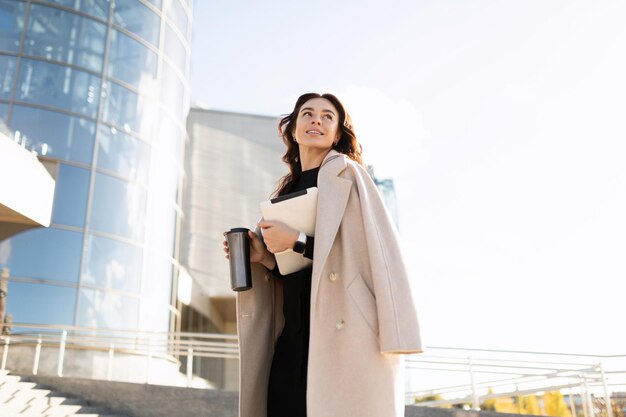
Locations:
226;228;252;291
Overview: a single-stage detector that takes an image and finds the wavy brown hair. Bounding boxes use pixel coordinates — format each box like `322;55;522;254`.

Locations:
274;93;363;196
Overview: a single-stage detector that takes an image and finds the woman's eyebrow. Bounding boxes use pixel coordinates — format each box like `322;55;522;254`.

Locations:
300;107;336;116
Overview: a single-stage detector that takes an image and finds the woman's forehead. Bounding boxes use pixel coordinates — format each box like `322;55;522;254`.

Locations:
301;97;337;113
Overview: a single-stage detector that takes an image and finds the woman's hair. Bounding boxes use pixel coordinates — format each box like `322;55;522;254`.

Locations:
274;92;363;196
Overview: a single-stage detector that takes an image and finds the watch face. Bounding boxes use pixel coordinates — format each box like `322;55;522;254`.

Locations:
293;240;306;254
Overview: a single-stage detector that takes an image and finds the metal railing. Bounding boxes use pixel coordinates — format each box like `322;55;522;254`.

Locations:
405;346;626;417
1;323;238;386
2;323;625;416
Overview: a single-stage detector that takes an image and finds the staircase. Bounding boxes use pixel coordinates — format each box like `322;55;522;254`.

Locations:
0;370;127;417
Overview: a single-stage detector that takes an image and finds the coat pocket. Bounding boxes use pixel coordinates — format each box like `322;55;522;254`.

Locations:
347;273;379;336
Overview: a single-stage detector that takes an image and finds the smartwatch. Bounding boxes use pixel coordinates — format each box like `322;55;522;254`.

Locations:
292;231;307;254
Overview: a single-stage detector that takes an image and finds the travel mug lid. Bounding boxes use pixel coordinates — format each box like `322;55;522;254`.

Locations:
228;227;249;234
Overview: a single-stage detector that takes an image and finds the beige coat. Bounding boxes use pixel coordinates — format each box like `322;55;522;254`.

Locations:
236;150;423;417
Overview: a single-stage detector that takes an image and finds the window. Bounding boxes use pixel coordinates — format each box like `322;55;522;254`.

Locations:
25;4;106;72
89;171;147;240
107;29;158;92
1;228;83;283
10;105;96;164
51;164;90;227
16;59;100;118
82;233;143;293
5;281;76;326
97;125;151;184
0;0;26;53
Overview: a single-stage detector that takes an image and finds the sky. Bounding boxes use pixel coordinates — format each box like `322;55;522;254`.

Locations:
189;1;626;356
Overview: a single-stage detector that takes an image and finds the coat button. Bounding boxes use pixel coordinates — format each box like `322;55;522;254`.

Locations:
264;273;270;282
329;272;339;282
335;319;345;330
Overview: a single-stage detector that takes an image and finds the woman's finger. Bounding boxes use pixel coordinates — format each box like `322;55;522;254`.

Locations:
258;220;275;229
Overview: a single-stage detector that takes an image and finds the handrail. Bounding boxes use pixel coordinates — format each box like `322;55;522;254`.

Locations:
2;322;625;416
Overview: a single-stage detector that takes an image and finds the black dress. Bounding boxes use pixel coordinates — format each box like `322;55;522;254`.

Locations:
267;167;318;417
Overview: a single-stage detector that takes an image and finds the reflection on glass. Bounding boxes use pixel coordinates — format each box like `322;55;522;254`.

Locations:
43;0;110;20
77;288;139;330
141;252;172;304
101;81;155;137
154;111;184;166
1;228;82;283
107;29;158;92
5;281;76;325
139;297;170;332
51;164;90;227
97;125;151;183
166;0;188;40
149;148;180;203
163;24;187;75
16;59;100;118
82;233;142;293
161;62;186;122
10;105;95;164
142;0;162;10
89;172;147;240
0;103;7;124
0;54;16;100
112;0;160;47
25;4;106;73
145;198;177;257
0;0;26;52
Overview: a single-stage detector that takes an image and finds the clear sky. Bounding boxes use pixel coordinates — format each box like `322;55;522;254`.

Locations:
190;0;626;355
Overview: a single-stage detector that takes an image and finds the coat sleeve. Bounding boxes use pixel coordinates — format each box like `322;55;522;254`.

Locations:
350;163;423;354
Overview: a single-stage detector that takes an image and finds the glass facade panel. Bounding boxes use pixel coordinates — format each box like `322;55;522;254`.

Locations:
142;0;162;9
141;252;172;304
0;228;82;283
10;105;96;164
89;171;147;240
0;54;16;100
107;29;157;92
0;102;7;123
163;24;186;75
145;198;176;256
51;164;90;227
161;61;185;122
139;297;170;332
154;111;184;166
5;281;76;326
149;148;180;203
166;0;188;39
82;234;142;293
101;81;155;137
25;4;106;73
112;0;160;47
77;288;139;330
42;0;110;20
0;0;26;52
97;125;150;184
16;59;100;118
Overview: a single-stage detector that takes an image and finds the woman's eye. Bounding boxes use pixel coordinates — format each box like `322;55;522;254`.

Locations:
323;114;333;120
303;111;312;116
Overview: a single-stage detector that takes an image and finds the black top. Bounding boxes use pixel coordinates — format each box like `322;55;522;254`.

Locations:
267;166;318;417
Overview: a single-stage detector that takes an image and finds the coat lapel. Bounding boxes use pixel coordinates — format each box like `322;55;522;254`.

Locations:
311;150;352;304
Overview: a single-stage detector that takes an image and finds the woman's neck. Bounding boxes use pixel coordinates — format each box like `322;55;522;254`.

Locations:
299;147;330;171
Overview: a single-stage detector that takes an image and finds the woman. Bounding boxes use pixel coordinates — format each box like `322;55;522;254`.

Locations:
224;93;422;417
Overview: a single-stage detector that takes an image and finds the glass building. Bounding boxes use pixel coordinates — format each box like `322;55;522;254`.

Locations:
0;0;192;334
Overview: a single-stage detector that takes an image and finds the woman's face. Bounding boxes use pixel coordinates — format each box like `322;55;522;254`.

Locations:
292;97;340;152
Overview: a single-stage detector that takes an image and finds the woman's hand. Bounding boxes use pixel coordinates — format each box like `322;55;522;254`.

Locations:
258;220;299;254
223;230;276;270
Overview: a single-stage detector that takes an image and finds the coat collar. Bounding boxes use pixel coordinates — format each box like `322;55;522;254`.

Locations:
311;150;353;303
